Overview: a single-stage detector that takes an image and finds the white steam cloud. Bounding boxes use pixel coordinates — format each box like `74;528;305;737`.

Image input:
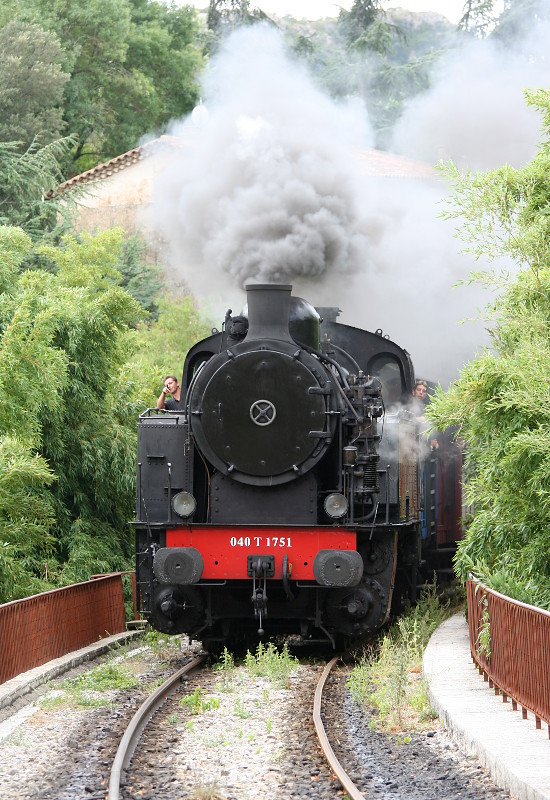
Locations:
146;18;548;387
391;20;550;169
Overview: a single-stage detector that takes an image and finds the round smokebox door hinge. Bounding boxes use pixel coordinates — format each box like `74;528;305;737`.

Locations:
249;399;277;426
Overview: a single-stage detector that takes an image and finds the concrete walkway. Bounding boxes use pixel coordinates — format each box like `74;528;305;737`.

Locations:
0;630;140;712
424;614;550;800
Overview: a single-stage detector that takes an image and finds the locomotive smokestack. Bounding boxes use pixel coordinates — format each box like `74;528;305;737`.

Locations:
244;284;293;342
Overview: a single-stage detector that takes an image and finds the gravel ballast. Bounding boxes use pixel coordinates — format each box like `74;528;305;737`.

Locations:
0;638;513;800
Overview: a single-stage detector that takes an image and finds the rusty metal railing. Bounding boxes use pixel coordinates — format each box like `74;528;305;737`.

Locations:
467;578;550;737
0;573;128;685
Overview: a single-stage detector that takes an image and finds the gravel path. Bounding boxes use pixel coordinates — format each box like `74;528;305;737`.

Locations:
325;665;512;800
0;639;198;800
123;660;336;800
0;639;514;800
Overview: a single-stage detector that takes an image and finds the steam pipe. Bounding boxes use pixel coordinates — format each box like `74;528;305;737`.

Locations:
167;462;172;523
385;464;391;524
138;461;142;521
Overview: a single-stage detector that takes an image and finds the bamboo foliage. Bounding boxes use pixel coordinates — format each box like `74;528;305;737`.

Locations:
428;90;550;609
0;226;143;600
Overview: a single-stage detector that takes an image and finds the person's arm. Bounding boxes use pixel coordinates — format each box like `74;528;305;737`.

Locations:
156;386;167;409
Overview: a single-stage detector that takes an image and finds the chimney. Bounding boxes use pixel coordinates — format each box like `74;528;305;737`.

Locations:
244;284;293;342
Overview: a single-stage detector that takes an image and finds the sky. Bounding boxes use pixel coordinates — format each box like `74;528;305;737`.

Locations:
190;1;468;24
253;1;465;22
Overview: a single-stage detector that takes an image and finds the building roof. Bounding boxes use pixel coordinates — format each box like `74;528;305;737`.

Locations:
355;146;435;179
53;135;435;198
52;135;184;197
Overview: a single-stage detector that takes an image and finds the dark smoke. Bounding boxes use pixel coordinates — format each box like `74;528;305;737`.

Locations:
148;26;374;294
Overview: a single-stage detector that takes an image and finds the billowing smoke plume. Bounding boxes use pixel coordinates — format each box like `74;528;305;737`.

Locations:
149;26;374;294
391;19;550;169
145;16;549;387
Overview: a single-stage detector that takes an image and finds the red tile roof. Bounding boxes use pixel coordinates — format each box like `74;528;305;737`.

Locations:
51;135;186;197
356;146;435;179
52;135;434;197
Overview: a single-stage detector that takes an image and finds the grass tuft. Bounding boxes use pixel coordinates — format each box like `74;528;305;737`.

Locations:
348;583;452;732
179;686;220;715
40;659;139;709
213;647;235;692
191;780;222;800
244;642;298;688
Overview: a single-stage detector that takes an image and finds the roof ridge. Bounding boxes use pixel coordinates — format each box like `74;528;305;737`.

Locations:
50;137;434;198
50;135;187;197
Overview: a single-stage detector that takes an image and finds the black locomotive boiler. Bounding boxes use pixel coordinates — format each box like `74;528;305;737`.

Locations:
134;283;459;649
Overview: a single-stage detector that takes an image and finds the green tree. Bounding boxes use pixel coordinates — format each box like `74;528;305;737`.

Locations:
428;88;550;608
133;293;213;385
0;225;144;598
458;0;550;40
0;227;58;599
120;0;204;153
205;0;275;53
0;222;216;600
31;0;133;167
0;436;57;600
0;137;75;239
331;3;442;146
0;20;68;147
116;233;164;317
207;0;270;34
491;0;550;43
338;0;385;46
2;0;205;170
458;0;498;37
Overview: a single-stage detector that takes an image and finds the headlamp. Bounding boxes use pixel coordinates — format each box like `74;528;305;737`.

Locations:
324;492;348;519
172;491;197;519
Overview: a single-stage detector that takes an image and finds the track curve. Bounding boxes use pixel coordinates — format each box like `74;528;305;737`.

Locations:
108;652;206;800
313;655;365;800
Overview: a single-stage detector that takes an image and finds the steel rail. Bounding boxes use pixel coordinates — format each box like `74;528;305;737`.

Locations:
108;652;207;800
313;656;366;800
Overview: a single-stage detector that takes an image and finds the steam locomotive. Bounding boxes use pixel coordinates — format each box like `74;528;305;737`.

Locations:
134;284;461;649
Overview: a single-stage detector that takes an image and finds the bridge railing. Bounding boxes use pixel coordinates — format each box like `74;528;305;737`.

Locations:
466;578;550;736
0;573;129;685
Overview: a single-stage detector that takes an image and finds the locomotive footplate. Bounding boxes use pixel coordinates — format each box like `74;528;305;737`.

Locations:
247;555;275;635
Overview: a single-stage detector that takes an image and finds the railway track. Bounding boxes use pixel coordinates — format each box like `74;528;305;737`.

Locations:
313;655;366;800
0;633;514;800
107;650;364;800
108;652;207;800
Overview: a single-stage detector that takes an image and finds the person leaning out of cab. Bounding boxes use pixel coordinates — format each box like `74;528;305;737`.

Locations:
156;375;181;410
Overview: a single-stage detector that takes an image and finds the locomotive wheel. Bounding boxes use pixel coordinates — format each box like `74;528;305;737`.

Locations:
361;537;394;575
149;585;204;635
323;576;389;638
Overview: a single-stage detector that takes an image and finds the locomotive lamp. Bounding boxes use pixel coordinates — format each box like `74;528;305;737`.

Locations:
324;492;348;519
172;491;197;519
